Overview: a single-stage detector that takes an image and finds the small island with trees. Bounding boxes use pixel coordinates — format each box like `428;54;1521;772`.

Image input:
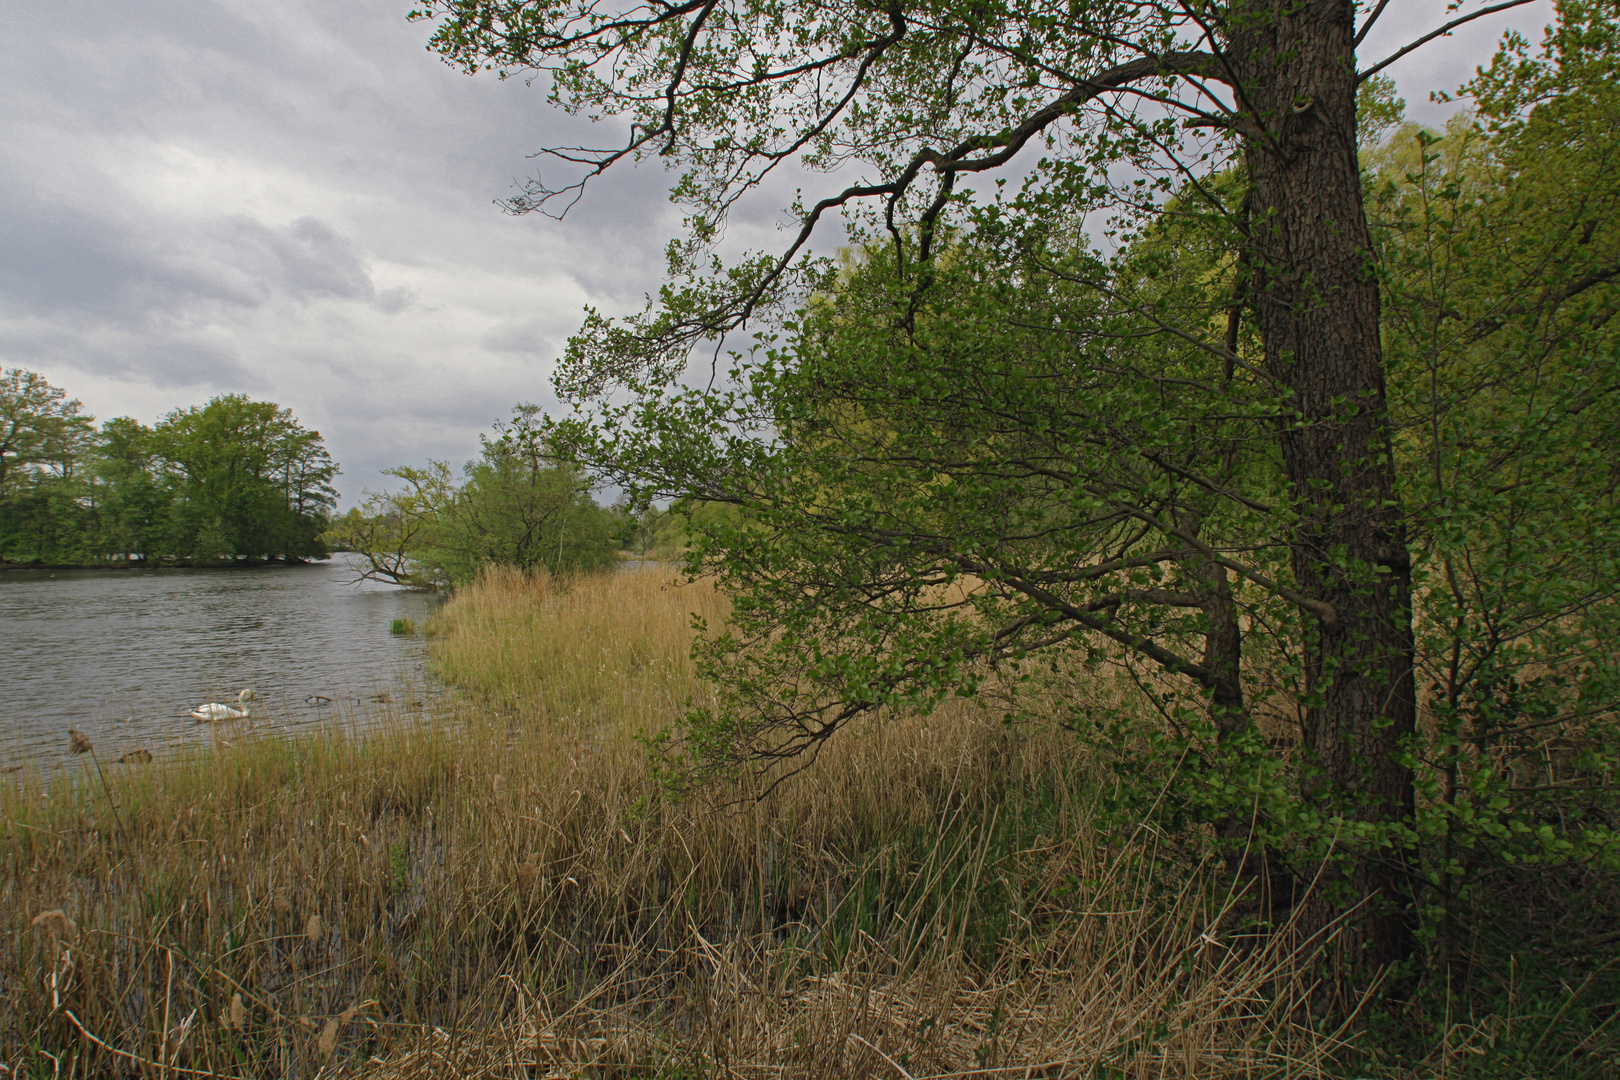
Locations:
2;367;651;581
1;368;338;568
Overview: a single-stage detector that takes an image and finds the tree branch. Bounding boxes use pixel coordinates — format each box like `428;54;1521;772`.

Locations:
584;49;1228;367
956;558;1217;687
1353;0;1394;50
1467;264;1620;343
1359;0;1542;84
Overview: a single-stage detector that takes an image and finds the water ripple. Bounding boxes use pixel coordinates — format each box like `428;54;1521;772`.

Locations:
0;553;443;768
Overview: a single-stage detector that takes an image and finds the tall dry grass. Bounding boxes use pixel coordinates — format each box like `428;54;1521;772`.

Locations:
425;564;725;728
1;568;1347;1077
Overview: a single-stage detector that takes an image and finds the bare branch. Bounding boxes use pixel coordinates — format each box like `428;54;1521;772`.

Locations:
1353;0;1394;50
1140;453;1278;515
716;51;1227;339
1089;494;1338;624
959;559;1217;687
1359;0;1542;84
587;47;1232;361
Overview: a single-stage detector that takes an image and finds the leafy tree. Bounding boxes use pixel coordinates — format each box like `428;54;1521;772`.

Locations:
1369;11;1620;992
87;417;167;563
151;395;338;562
333;405;622;587
423;405;621;582
0;368;94;496
323;494;444;588
413;0;1574;981
0;375;339;566
272;424;343;556
0;369;97;563
618;34;1620;1014
0;474;94;565
628;501;744;563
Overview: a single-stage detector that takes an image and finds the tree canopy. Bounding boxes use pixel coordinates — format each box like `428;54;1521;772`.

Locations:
327;404;623;588
410;0;1619;998
0;372;338;566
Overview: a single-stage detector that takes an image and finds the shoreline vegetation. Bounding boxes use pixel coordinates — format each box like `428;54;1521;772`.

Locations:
0;554;335;572
324;405;630;592
400;6;1620;1065
4;568;1360;1078
7;6;1616;1073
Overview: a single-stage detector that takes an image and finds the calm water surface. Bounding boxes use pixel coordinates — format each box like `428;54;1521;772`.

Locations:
0;554;443;768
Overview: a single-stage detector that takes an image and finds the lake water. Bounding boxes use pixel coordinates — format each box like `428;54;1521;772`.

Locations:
0;553;443;769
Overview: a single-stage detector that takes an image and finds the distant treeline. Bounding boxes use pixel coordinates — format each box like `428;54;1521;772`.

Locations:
1;368;337;568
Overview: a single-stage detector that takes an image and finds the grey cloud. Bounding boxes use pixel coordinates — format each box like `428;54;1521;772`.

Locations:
481;317;557;355
374;288;414;315
129;337;271;391
219;216;377;305
0;187;160;319
0;174;382;321
0;322;265;392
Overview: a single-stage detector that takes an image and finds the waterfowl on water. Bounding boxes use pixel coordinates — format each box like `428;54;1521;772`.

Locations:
191;689;256;722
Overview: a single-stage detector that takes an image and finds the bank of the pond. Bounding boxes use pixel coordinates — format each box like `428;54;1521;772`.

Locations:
1;567;1344;1078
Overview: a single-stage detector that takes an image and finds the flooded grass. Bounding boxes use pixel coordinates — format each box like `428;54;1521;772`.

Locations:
1;568;1342;1077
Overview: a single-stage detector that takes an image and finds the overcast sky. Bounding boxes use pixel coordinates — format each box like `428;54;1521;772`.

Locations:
2;1;1558;505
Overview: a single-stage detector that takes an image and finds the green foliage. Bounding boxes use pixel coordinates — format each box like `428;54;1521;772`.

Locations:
602;222;1285;757
0;372;337;566
151;394;339;562
1367;0;1620;1018
328;404;622;588
92;416;169;561
625;501;744;563
0;368;98;564
522;1;1619;1035
0;368;94;495
412;0;1620;1045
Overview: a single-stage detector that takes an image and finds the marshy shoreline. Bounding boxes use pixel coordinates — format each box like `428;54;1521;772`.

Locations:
0;571;1399;1076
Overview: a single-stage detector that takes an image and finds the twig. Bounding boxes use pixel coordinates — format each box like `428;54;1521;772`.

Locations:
847;1033;916;1080
86;748;128;840
60;1011;232;1079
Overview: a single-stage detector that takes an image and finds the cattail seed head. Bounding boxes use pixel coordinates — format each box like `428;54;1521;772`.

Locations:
31;909;76;937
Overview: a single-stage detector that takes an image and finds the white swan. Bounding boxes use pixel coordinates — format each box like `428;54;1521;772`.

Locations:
191;689;256;722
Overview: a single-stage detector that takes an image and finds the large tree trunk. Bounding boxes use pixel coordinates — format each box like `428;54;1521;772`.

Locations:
1229;0;1418;980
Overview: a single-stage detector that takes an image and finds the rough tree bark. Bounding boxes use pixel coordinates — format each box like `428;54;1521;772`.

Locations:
1230;0;1418;976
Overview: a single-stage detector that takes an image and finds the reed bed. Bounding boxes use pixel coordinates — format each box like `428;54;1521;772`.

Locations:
425;565;724;727
2;568;1344;1077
